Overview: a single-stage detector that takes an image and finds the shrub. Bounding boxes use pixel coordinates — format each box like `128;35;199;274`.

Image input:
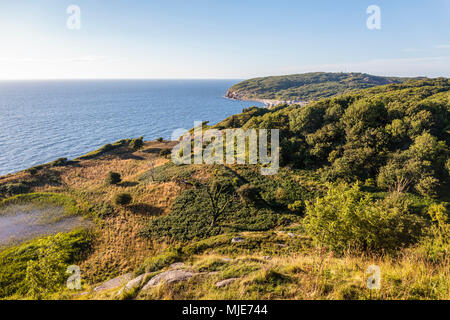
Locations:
0;230;92;299
236;184;259;204
303;183;425;254
50;157;68;167
129;137;144;150
105;171;121;185
418;203;449;262
2;182;30;196
287;200;304;213
114;193;132;206
159;148;171;158
415;176;439;198
94;202;116;218
156;137;164;142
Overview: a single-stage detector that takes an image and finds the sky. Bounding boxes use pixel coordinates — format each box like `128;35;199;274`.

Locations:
0;0;449;79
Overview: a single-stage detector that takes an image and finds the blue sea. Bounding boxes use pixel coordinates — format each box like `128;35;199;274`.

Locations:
0;80;263;175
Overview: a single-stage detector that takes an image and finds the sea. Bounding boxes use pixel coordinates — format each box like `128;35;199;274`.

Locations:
0;79;263;175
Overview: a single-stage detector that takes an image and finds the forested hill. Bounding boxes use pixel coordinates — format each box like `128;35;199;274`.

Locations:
226;72;417;102
218;78;450;198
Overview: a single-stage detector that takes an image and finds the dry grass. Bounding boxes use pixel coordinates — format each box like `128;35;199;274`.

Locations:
136;245;449;300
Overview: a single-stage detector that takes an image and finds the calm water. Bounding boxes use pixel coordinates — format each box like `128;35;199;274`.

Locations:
0;80;262;175
0;204;93;247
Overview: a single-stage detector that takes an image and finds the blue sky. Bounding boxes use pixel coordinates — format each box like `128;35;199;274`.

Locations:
1;0;449;79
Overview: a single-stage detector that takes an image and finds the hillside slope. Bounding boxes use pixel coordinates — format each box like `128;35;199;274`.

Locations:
0;77;448;300
226;72;416;103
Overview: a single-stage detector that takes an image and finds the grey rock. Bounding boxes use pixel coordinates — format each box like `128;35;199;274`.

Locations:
117;273;149;296
93;273;134;292
169;262;185;269
231;237;245;243
142;270;197;290
215;278;239;288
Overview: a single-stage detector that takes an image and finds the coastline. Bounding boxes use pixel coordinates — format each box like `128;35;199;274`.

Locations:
224;90;306;108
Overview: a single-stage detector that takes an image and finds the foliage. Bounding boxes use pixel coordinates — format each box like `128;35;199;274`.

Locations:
303;183;426;254
105;171;121;185
220;78;450;198
228;72;410;101
114;193;132;206
0;192;82;216
25;241;69;299
159;148;171;158
0;230;93;298
418;203;449;262
129;136;144;150
140;166;311;241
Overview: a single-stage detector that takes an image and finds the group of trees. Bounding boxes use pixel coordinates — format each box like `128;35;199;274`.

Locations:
217;78;450;197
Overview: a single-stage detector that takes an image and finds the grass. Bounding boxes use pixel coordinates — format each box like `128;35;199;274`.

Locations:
0;229;93;299
136;236;449;300
0;137;447;300
0;192;83;217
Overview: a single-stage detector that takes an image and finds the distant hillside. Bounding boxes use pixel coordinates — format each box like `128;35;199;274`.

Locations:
226;72;417;102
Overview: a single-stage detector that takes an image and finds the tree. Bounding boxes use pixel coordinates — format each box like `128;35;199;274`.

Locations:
204;181;233;228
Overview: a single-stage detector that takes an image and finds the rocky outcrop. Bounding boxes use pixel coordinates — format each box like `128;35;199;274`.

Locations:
231;236;245;243
93;273;134;293
141;270;198;290
118;273;150;296
215;278;239;288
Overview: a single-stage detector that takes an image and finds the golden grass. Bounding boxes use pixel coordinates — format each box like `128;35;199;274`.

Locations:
136;246;449;300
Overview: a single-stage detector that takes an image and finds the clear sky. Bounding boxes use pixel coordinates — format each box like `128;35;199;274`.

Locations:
1;0;449;79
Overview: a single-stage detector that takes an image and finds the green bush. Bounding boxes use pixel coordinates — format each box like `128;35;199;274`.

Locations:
129;137;144;150
287;200;304;213
303;183;425;254
0;230;93;298
114;193;132;206
1;182;30;197
105;171;121;185
418;203;449;262
156;137;164;142
93;202;116;218
50;158;68;167
236;184;259;205
159;148;171;158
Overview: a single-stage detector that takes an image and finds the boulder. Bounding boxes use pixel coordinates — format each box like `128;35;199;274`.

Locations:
215;278;239;288
169;262;185;269
231;237;245;243
142;270;197;290
93;273;134;293
117;273;149;296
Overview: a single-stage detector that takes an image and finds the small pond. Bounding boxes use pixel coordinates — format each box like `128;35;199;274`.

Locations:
0;203;93;247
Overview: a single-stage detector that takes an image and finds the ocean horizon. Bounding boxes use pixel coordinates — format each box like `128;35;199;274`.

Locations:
0;79;263;175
